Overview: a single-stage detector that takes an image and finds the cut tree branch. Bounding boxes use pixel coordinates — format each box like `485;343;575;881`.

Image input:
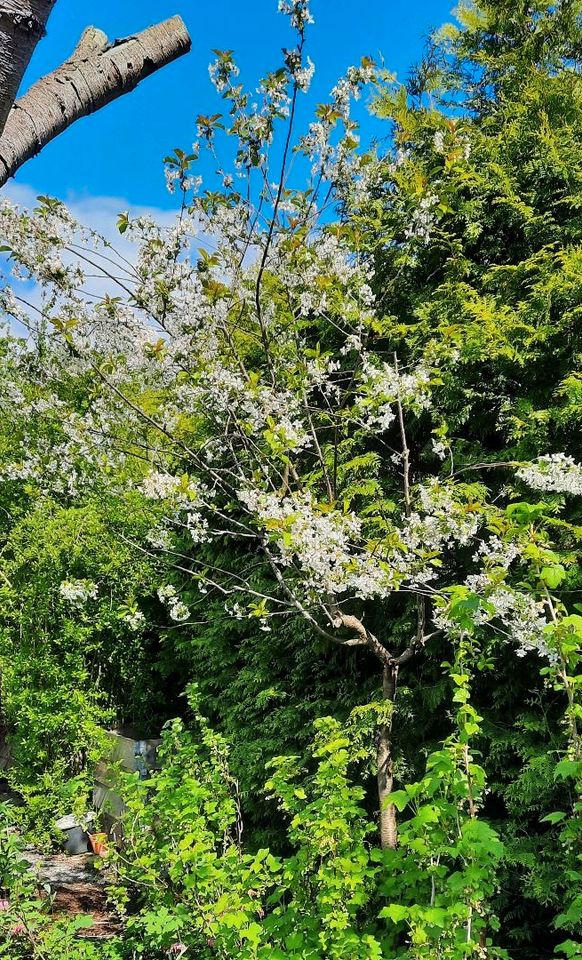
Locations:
0;14;191;186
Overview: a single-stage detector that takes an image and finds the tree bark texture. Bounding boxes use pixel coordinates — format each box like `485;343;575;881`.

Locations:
377;662;398;850
0;14;191;186
0;0;54;138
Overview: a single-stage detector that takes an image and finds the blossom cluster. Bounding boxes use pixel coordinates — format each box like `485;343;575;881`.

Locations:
238;488;361;594
158;585;190;623
277;0;314;30
517;453;582;495
404;192;439;245
357;355;432;430
59;580;98;607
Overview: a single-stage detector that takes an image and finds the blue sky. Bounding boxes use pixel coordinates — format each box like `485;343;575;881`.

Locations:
15;0;456;211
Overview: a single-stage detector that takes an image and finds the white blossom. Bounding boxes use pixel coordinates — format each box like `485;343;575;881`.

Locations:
165;167;181;194
238;488;361;594
169;601;190;623
517;453;582;495
357;355;432;430
141;472;183;500
433;130;446;154
405;192;439;245
431;438;448;460
59;580;98;606
294;56;315;92
158;585;190;623
480;586;551;660
125;610;146;631
473;537;520;570
278;0;314;29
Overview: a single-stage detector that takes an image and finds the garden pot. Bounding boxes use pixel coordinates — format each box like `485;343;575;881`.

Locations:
88;832;108;857
55;813;95;856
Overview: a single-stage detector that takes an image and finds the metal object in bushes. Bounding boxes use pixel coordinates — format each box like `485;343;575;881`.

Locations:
54;813;95;856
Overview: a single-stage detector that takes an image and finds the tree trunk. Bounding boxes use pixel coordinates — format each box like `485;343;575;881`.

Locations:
0;14;191;186
377;662;398;849
0;0;54;139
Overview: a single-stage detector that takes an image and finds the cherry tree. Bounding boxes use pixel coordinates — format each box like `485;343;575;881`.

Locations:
0;0;580;857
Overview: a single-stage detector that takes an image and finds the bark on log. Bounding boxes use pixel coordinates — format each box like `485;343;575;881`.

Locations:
0;0;55;139
0;14;191;186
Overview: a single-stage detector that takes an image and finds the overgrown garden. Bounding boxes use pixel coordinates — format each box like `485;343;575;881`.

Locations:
0;1;581;957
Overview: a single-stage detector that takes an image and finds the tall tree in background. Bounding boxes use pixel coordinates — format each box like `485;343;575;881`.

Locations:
0;0;190;186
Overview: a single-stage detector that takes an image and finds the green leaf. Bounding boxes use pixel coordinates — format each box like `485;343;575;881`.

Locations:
540;564;566;589
379;903;410;923
413;803;441;826
385;789;409;812
423;907;448;927
555;759;582;781
540;811;567;824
